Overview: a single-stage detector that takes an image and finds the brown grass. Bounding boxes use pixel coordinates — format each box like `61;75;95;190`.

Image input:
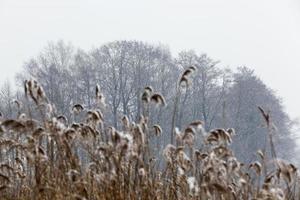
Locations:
0;74;298;200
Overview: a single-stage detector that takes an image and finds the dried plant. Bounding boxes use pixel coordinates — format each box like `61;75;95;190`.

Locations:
171;66;196;145
0;75;297;200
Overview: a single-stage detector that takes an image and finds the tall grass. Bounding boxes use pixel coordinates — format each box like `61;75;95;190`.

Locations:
0;72;298;200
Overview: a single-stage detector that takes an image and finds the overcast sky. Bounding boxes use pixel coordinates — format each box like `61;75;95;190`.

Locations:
0;0;300;120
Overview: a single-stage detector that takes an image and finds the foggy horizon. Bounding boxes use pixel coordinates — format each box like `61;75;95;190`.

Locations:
1;1;300;198
1;0;300;120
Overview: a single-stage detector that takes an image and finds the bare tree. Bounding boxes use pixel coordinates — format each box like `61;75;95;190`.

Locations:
14;40;296;162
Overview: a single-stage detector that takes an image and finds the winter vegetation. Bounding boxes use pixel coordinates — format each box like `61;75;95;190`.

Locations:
0;40;298;199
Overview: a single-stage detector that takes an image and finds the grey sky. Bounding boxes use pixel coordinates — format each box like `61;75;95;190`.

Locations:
1;0;300;120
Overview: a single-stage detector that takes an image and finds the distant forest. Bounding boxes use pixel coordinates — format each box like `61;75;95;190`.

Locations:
0;40;296;162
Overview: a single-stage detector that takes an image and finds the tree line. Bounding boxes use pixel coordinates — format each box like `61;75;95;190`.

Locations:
0;40;296;163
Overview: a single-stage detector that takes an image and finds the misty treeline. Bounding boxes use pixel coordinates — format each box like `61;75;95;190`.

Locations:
0;40;296;163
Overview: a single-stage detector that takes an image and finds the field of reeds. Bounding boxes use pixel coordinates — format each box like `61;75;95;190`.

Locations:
0;67;298;200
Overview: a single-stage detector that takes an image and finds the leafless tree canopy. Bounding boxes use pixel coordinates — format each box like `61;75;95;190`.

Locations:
0;40;296;199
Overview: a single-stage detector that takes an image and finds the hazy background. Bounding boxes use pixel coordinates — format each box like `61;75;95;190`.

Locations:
0;0;300;119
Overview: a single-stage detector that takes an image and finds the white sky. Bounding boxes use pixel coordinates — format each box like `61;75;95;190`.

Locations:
0;0;300;120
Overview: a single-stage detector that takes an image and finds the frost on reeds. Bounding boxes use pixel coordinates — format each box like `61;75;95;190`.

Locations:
0;77;298;200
